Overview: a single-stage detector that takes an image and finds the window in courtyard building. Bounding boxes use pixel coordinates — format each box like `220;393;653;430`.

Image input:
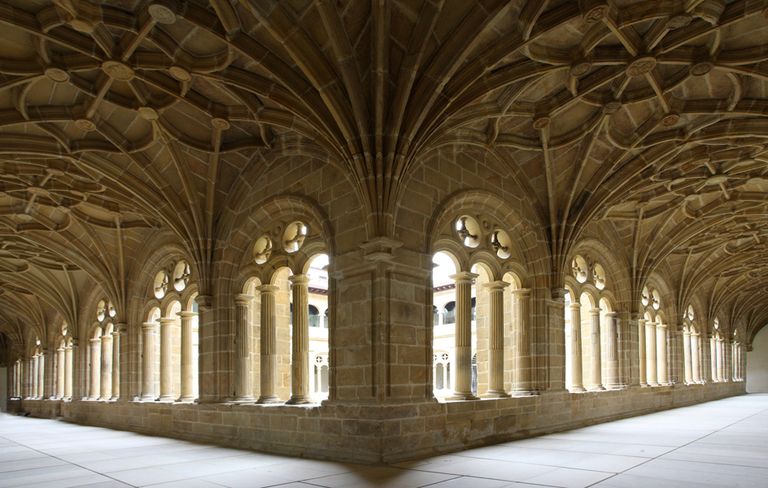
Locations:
86;300;119;401
637;286;669;387
682;305;703;385
711;318;725;383
307;254;330;402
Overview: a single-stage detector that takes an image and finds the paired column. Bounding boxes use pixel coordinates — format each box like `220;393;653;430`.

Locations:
683;329;692;384
656;323;668;385
569;303;585;392
179;311;197;401
512;288;533;395
710;337;717;381
588;308;604;391
258;285;280;403
449;272;478;400
287;274;310;404
715;338;723;382
645;321;658;386
111;327;121;400
100;333;112;400
638;318;647;386
159;317;176;401
89;338;101;399
141;321;157;401
483;281;509;397
234;294;254;402
604;312;620;389
64;342;73;399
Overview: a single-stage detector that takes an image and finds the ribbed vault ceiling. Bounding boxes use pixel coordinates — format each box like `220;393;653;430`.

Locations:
0;0;767;346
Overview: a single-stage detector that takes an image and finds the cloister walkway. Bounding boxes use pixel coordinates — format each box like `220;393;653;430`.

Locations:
1;395;767;487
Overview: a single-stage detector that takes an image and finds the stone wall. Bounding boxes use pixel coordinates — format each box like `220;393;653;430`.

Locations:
17;382;744;464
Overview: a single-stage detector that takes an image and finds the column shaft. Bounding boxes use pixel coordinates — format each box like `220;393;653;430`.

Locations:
449;272;478;400
605;312;620;389
89;338;101;399
646;322;658;386
287;274;310;404
691;333;701;383
569;304;585;392
258;285;280;403
141;322;156;401
234;294;254;401
64;345;73;399
179;312;197;401
111;330;120;400
589;309;604;391
100;334;112;400
57;347;65;399
638;319;647;386
159;318;175;401
513;288;533;395
37;353;45;398
656;324;668;385
683;330;692;384
484;282;509;397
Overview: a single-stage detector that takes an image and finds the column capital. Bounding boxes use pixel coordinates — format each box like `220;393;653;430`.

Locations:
568;302;581;311
114;322;127;334
89;337;100;344
159;317;176;325
178;311;197;319
100;333;112;341
692;331;700;337
289;273;309;285
512;287;532;297
195;294;213;310
449;271;478;284
656;322;668;329
484;280;510;291
235;293;254;306
603;311;619;318
638;318;646;326
257;284;280;294
57;346;65;352
141;321;157;330
589;308;601;316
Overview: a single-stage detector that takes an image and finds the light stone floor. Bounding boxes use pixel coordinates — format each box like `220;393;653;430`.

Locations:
2;395;768;488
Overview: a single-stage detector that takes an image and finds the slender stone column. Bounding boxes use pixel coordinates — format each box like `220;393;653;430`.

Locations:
604;312;620;389
100;333;112;400
257;285;280;403
683;329;692;384
37;353;45;398
483;281;510;398
656;323;668;385
638;319;647;386
716;338;723;382
569;303;585;392
234;294;255;402
111;328;120;400
89;338;101;399
710;337;717;381
646;321;658;386
179;311;197;402
141;321;156;401
287;274;311;404
588;309;604;390
449;272;478;400
56;346;65;399
691;332;701;383
159;317;175;402
513;288;533;395
64;344;73;399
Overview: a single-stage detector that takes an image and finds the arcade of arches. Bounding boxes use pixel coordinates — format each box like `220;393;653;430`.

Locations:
0;0;766;464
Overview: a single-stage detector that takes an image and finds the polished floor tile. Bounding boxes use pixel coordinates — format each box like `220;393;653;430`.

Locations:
1;394;767;487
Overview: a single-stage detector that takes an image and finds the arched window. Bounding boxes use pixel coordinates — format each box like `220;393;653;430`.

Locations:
639;286;668;387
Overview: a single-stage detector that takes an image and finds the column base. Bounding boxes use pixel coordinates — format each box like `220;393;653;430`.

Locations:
587;385;605;392
447;392;478;401
512;390;536;397
158;395;175;403
109;396;119;401
568;385;586;393
256;395;282;404
98;396;111;401
285;395;312;405
140;394;156;402
481;390;510;399
178;396;197;403
232;396;255;403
